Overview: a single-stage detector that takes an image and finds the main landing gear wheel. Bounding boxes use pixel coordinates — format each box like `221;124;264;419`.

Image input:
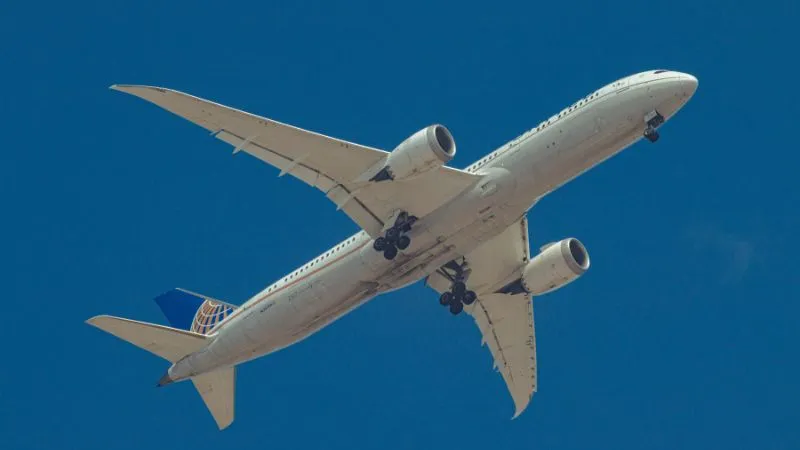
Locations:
396;235;411;250
449;301;464;315
383;245;398;260
374;211;418;260
463;291;477;305
447;289;476;315
439;292;453;306
437;261;478;315
373;236;387;252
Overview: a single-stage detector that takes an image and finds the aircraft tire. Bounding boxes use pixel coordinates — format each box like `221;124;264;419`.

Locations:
463;291;477;305
440;292;453;306
396;235;411;250
384;245;398;260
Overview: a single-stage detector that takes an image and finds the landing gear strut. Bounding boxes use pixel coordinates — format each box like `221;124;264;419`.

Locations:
373;211;417;260
643;110;665;143
437;260;477;315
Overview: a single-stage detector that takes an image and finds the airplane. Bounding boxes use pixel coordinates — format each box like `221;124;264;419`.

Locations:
87;69;697;429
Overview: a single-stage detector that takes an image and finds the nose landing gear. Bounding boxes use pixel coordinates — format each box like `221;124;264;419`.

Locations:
372;211;418;260
643;110;665;143
437;260;478;315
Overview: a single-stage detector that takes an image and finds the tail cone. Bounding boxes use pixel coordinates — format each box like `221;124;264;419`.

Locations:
157;372;174;387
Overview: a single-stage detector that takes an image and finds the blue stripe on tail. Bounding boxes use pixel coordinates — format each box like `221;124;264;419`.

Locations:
154;289;236;335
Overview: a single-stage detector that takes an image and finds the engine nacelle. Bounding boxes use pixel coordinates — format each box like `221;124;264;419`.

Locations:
373;125;456;181
521;238;590;295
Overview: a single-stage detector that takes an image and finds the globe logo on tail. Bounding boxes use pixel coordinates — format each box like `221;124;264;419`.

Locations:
190;299;234;335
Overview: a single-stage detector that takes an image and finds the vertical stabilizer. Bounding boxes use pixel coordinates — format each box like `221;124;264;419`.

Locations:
154;288;237;335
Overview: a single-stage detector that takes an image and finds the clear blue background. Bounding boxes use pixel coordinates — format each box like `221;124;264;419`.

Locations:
2;1;798;448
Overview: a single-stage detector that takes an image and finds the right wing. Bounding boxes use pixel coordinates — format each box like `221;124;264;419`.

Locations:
112;85;480;236
469;293;537;419
426;216;537;417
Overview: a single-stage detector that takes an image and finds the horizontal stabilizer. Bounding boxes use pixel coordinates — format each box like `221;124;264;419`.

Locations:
86;315;208;362
154;288;237;335
192;368;236;430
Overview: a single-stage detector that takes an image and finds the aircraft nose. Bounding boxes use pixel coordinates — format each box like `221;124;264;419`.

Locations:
678;73;698;98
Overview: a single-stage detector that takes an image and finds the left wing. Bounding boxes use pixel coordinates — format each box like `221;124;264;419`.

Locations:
426;216;537;417
111;85;480;236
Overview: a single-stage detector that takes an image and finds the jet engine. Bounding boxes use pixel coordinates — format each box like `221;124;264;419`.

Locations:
370;125;456;181
521;238;590;295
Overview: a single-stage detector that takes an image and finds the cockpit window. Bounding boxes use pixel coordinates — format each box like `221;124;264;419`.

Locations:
654;70;669;74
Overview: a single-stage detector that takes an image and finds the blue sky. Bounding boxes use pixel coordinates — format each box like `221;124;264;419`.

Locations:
2;1;798;448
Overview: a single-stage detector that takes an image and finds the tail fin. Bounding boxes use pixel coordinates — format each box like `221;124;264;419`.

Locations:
192;368;236;430
86;315;237;430
86;315;208;362
154;288;237;335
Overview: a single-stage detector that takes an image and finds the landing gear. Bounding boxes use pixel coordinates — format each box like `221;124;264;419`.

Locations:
644;127;660;143
396;235;411;250
449;301;464;315
439;292;453;306
383;245;398;260
437;260;477;315
463;291;477;305
374;211;418;260
643;110;665;143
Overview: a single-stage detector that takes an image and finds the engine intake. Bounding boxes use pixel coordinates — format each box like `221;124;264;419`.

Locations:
521;238;590;295
371;125;456;182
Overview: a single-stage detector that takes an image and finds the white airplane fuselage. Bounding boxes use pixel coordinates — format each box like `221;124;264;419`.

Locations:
166;70;697;382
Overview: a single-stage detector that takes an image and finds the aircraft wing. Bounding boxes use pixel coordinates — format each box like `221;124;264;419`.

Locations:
426;216;537;417
112;85;480;237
